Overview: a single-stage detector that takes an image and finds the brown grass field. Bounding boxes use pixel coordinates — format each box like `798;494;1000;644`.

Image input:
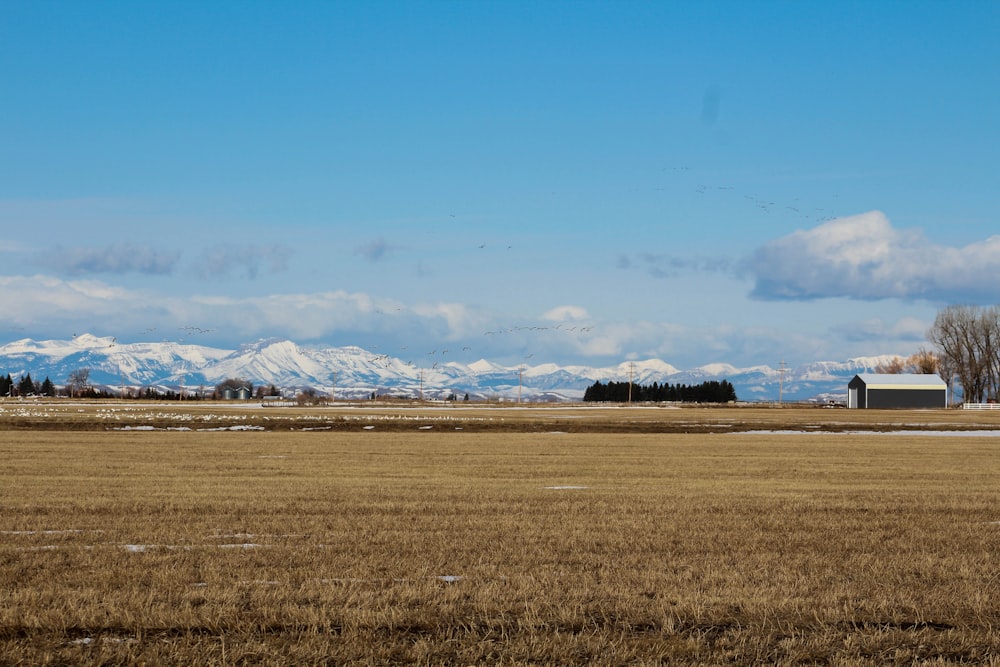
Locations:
3;401;1000;665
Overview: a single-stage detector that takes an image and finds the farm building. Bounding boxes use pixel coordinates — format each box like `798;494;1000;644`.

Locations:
847;373;947;409
222;385;253;400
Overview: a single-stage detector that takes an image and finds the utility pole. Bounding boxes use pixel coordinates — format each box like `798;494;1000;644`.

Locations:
777;360;787;406
119;355;126;399
110;340;125;400
518;366;523;404
117;355;125;400
628;362;635;405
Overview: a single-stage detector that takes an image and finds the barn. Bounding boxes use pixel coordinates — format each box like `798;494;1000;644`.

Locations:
847;373;947;409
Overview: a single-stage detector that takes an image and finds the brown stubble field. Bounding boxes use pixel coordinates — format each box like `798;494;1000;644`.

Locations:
3;404;1000;665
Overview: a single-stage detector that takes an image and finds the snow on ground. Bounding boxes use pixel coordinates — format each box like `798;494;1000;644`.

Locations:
739;430;1000;437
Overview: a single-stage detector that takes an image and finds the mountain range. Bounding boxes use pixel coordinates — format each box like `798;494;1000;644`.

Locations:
0;334;900;403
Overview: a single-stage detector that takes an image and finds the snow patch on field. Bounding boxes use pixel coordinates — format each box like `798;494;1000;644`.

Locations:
124;543;264;552
217;543;264;549
740;430;1000;437
68;636;136;646
1;529;98;535
200;425;265;431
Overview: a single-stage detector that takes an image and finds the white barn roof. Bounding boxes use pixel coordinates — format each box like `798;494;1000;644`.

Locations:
853;373;946;389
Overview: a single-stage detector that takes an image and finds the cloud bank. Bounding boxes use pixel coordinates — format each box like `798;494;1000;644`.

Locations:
192;244;293;280
38;243;180;275
747;211;1000;302
543;305;590;322
0;268;935;368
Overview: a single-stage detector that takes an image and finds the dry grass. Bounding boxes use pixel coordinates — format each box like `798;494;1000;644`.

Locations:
3;411;1000;664
4;398;1000;433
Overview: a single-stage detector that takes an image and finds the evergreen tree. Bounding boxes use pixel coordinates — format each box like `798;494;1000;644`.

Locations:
18;373;35;396
582;378;738;403
40;377;55;397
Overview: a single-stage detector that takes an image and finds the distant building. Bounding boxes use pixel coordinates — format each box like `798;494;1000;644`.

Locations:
222;385;253;400
847;374;947;409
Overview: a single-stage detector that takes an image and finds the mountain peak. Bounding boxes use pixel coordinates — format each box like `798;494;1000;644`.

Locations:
618;359;680;375
0;334;901;402
239;338;294;353
468;359;503;373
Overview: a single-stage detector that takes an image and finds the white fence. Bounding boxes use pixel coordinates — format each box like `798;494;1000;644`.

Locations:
962;403;1000;410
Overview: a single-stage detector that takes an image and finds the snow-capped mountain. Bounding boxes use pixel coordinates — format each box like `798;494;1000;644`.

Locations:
0;334;902;402
0;334;231;387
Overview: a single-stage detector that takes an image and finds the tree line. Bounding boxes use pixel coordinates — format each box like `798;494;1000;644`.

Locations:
583;379;737;403
927;305;1000;403
7;306;1000;404
0;373;57;397
0;371;190;399
0;368;281;401
873;305;1000;404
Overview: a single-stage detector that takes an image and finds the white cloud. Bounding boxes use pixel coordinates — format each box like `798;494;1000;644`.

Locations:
0;275;490;349
0;275;154;332
186;292;386;340
411;302;490;341
542;305;589;321
0;271;932;369
747;211;1000;302
524;320;719;365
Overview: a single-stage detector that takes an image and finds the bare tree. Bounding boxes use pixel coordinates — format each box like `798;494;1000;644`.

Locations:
907;348;940;374
927;305;1000;403
296;387;320;405
875;356;907;374
936;352;958;405
875;349;940;375
67;368;90;397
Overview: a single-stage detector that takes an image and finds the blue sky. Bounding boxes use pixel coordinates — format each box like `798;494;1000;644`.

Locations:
1;1;998;368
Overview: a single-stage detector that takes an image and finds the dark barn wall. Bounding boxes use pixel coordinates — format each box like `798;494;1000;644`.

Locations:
865;388;946;409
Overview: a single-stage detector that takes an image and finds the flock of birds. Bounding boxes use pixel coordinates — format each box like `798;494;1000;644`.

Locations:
674;167;842;225
72;326;218;348
360;171;840;370
9;167;846;373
